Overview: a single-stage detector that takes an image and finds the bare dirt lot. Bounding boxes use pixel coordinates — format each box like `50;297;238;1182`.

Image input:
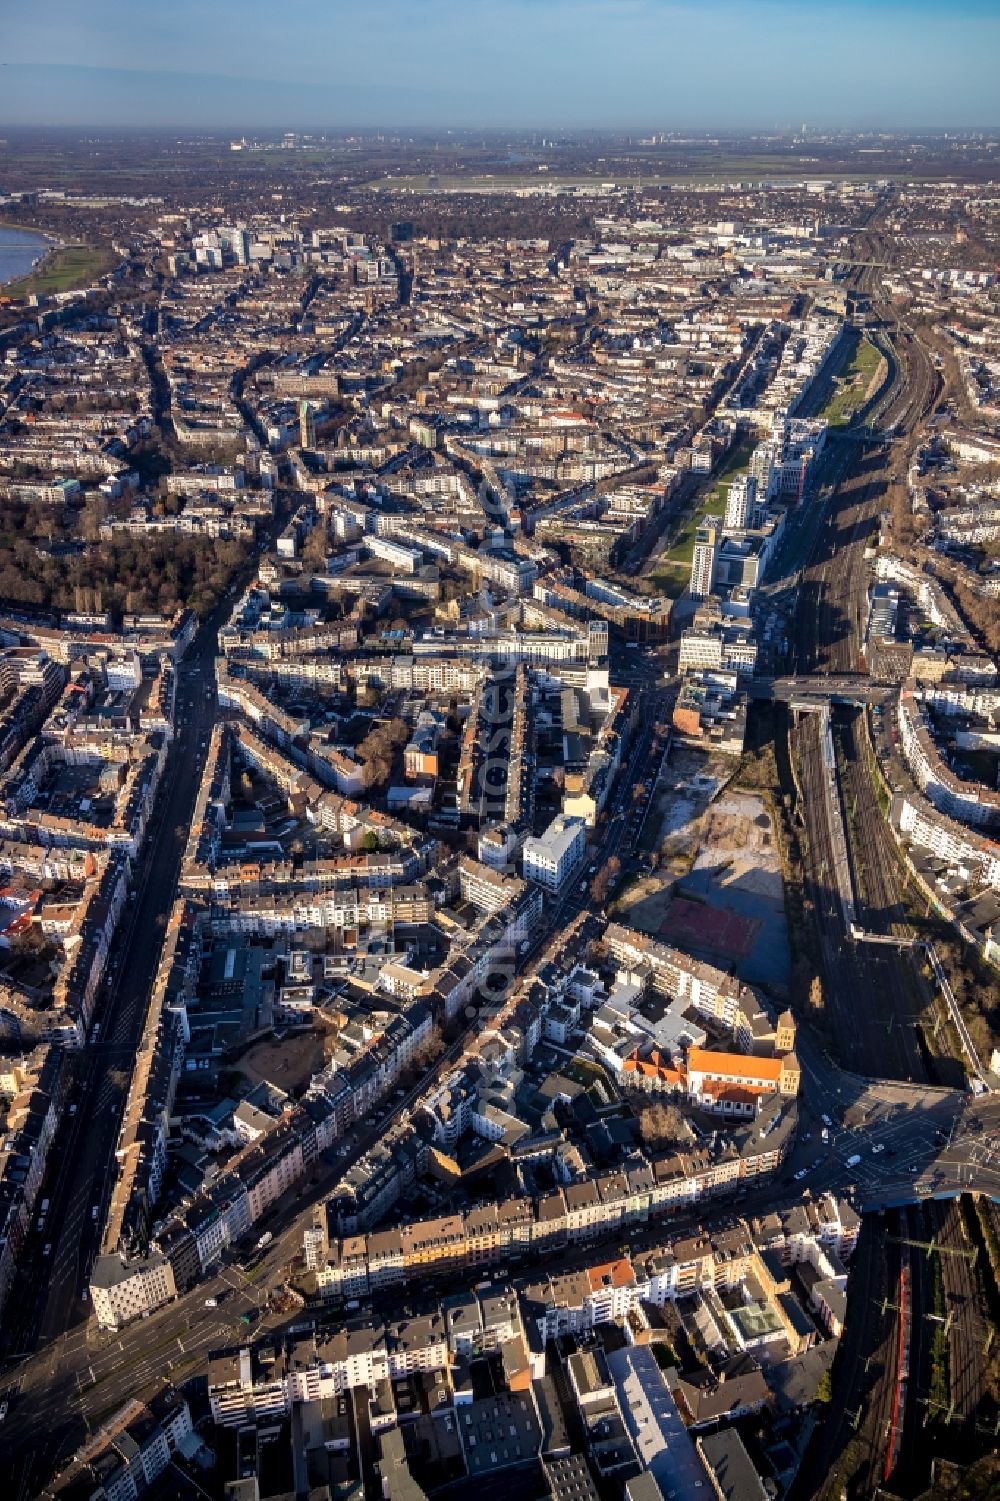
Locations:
619;774;791;995
641;747;733;873
235;1027;329;1096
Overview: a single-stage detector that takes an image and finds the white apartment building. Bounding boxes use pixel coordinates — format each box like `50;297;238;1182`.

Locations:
690;520;720;601
893;790;1000;891
90;1253;177;1331
679;630;723;674
724;475;757;531
366;535;422;574
899;696;1000;829
521;813;587;892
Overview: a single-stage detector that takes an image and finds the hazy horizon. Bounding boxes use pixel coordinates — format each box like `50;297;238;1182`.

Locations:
3;1;999;131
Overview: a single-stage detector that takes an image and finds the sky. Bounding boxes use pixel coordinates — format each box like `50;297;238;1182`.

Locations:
2;0;998;131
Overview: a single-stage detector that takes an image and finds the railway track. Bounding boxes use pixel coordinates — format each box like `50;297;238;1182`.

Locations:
801;1213;891;1501
790;194;975;1501
835;712;907;937
793;711;882;1072
841;1207;912;1500
809;1211;905;1501
882;1208;913;1487
935;1199;987;1433
784;223;947;1085
834;709;929;1082
790;449;885;678
900;1201;938;1494
789;664;929;1080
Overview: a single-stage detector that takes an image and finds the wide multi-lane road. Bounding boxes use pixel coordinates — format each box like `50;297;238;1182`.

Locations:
0;526;290;1488
0;607;227;1366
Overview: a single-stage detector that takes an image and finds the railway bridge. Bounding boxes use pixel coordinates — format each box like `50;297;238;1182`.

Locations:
749;674;897;707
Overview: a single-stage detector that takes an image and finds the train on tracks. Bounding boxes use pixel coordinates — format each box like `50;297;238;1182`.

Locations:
884;1211;912;1482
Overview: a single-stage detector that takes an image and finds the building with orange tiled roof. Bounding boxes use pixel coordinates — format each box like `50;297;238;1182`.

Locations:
622;1050;686;1093
687;1047;800;1118
586;1257;636;1326
700;1080;763;1115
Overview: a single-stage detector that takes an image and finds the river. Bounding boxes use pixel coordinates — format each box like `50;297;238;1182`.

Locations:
0;225;51;288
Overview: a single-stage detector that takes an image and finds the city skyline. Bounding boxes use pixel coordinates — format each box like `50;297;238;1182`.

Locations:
3;0;1000;129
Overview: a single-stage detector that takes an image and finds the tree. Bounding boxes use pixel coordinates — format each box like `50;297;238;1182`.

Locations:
590;855;621;906
584;938;608;970
302;522;329;569
358;717;410;790
637;1100;685;1147
361;830;379;852
410;1024;445;1070
808;975;824;1013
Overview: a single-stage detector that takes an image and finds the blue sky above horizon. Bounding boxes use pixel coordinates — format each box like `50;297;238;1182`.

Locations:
2;0;998;130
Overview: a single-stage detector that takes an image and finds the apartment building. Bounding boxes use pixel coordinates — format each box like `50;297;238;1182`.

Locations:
899;693;1000;829
89;1252;177;1331
689;520;720;600
521;814;587;893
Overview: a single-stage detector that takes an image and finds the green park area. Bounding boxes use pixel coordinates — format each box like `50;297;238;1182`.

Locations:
817;335;882;426
6;243;113;298
648;435;756;601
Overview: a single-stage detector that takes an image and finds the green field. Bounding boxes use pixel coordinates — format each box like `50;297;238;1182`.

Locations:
365;159;912;193
648;436;756;599
6;243;113;298
817;336;882;426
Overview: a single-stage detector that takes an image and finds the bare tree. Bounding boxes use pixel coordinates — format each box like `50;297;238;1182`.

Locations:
637;1099;685;1146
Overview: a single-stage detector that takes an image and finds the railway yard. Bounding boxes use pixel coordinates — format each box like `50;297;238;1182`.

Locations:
781;297;941;1084
800;1198;997;1501
777;219;999;1495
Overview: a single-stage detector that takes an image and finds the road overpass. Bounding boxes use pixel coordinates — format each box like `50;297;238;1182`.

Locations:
749;674;898;707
